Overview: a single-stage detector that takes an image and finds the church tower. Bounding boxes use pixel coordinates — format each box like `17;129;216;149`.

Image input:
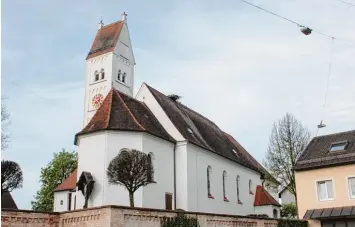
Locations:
83;12;136;126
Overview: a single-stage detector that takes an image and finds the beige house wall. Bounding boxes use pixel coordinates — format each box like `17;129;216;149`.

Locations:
295;164;355;219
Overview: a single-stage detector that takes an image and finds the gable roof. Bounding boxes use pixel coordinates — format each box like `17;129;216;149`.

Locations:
295;130;355;171
225;133;279;184
145;84;259;172
75;88;175;143
86;21;124;60
1;191;18;209
54;169;77;192
254;185;281;207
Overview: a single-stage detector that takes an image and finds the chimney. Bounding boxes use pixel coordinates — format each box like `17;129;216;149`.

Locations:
122;11;127;21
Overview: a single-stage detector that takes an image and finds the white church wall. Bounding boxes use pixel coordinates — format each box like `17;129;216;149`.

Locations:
84;53;113;125
186;143;262;215
280;188;295;205
104;131;143;207
141;134;175;209
136;84;185;141
254;205;280;218
175;141;189;210
264;180;279;201
76;132;107;209
53;191;69;212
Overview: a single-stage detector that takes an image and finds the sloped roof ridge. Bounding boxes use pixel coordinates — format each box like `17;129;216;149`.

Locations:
102;20;123;29
314;130;355;140
144;83;218;126
113;89;145;130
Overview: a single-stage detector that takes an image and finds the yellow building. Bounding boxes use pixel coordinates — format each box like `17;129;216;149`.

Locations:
294;130;355;227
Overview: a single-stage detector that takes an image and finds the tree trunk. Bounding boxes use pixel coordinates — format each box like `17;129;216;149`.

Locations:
129;191;134;207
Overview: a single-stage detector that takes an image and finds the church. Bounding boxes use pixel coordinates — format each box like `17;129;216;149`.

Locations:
53;12;281;217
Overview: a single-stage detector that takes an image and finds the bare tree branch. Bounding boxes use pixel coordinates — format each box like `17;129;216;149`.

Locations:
106;149;154;207
263;113;311;205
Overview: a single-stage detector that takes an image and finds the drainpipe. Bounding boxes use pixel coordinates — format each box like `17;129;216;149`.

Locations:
173;143;177;210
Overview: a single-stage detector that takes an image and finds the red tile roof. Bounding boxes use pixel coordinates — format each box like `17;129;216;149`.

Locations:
54;169;77;192
86;21;124;60
75;88;174;143
254;185;281;207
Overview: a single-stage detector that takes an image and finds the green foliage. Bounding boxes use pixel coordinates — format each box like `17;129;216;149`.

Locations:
31;149;77;211
280;203;298;219
161;213;200;227
277;219;307;227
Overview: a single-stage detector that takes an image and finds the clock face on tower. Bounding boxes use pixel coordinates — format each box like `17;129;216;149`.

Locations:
92;93;104;109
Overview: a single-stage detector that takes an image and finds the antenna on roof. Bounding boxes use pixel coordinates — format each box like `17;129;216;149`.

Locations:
98;17;104;30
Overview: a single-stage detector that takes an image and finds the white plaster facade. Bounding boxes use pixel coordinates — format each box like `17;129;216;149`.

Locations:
279;188;296;205
54;15;280;218
254;205;280;218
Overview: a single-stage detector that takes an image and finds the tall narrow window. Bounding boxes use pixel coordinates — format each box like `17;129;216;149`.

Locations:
207;166;213;198
249;180;253;195
273;209;278;218
147;153;154;182
117;70;121;81
94;71;99;81
223;171;228;201
349;177;355;198
100;69;105;79
237;175;241;203
122;72;126;83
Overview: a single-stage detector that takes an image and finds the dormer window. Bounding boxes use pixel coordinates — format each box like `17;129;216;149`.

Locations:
94;71;99;81
117;70;121;81
122;72;126;83
329;141;348;152
100;69;105;79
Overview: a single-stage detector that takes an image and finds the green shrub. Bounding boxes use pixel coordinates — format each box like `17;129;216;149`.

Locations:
278;219;307;227
280;203;298;219
161;213;200;227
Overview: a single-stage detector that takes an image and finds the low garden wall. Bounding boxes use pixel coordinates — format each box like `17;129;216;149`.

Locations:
2;206;307;227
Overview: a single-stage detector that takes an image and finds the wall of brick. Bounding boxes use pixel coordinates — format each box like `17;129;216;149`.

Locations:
2;206;305;227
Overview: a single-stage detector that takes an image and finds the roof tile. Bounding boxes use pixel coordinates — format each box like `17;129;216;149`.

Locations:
55;169;77;192
254;185;281;207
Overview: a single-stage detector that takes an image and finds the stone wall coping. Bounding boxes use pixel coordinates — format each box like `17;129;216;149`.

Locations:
1;208;59;215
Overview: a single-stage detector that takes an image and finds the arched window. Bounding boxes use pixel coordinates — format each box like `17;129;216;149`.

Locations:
237;175;241;203
94;71;99;81
100;69;105;79
122;72;126;83
273;209;278;218
207;166;213;198
249;180;253;195
117;70;121;81
147;153;154;182
223;171;228;201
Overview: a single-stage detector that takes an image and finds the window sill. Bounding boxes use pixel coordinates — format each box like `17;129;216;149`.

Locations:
89;79;107;86
224;197;229;202
208;194;214;199
318;198;335;202
238;200;243;205
115;79;129;88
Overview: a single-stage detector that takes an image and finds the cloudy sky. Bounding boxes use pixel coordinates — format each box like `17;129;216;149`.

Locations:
2;0;355;209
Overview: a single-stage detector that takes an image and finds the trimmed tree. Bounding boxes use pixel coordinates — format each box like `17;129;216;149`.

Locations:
107;149;154;207
1;160;23;194
31;149;77;211
263;113;311;208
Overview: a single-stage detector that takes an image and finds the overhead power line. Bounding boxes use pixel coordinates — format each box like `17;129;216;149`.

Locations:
239;0;355;43
333;0;355;7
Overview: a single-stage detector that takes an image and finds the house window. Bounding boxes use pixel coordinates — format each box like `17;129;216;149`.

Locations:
117;70;121;81
249;180;253;195
100;69;105;79
122;72;126;83
317;180;334;201
348;177;355;198
147;153;154;182
273;209;278;218
60;200;63;205
207;166;213;198
237;175;241;203
223;171;228;201
94;71;99;81
330;141;347;152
